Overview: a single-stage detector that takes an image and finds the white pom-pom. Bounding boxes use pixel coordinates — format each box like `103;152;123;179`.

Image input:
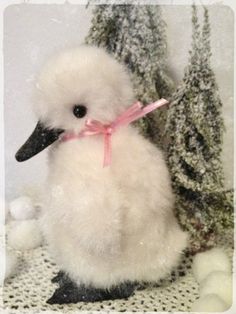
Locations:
200;271;232;306
192;294;229;312
5;250;19;280
9;196;36;220
192;248;231;283
8;219;43;250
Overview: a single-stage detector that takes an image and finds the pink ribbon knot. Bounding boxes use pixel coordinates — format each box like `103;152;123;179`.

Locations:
61;98;168;167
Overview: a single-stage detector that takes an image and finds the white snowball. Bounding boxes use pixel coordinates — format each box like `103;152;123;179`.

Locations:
8;219;43;250
200;271;232;306
9;196;36;220
192;294;229;312
5;250;19;280
192;247;231;282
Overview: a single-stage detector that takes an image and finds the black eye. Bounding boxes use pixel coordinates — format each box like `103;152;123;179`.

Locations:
73;105;87;118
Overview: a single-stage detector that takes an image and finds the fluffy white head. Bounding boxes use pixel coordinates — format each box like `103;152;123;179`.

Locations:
34;45;134;132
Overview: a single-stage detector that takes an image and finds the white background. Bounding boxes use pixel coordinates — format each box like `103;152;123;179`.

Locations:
4;4;234;200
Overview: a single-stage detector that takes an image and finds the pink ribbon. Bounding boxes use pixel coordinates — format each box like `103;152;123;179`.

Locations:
61;98;169;167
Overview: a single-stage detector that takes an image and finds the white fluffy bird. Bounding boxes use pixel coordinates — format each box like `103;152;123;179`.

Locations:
16;46;188;304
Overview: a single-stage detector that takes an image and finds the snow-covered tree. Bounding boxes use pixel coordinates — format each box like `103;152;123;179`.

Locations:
86;5;173;148
165;6;233;252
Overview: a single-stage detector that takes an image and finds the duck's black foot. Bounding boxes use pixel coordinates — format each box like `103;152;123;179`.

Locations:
47;280;82;304
106;282;136;300
47;280;136;304
51;271;72;286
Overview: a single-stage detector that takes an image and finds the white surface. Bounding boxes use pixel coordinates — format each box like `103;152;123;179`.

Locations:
8;219;43;250
4;4;234;199
192;247;231;282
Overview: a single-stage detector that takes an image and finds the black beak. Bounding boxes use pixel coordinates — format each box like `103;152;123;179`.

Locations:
15;122;64;162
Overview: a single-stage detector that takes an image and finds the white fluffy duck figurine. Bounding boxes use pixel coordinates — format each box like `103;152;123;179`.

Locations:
16;45;188;304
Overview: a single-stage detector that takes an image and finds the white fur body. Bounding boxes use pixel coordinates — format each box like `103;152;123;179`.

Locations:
34;46;187;289
41;126;187;288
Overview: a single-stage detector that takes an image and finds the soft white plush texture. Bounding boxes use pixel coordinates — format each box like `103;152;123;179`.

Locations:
191;294;229;312
8;220;43;250
32;45;188;288
200;271;232;306
9;196;36;220
5;249;19;280
34;45;134;131
192;248;231;283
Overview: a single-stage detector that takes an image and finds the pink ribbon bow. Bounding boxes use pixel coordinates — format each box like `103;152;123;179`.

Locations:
61;98;169;167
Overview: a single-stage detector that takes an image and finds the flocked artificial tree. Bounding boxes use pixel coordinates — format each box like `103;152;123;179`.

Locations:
86;4;173;148
165;6;233;252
